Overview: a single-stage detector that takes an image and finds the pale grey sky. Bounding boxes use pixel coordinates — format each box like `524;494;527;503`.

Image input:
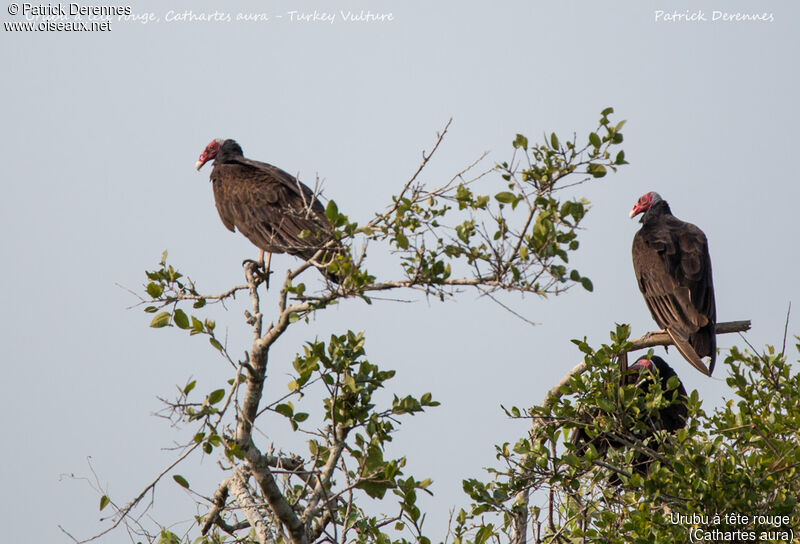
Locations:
2;1;798;542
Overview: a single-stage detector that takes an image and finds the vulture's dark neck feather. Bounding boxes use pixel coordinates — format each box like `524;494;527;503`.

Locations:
216;140;244;164
641;200;672;224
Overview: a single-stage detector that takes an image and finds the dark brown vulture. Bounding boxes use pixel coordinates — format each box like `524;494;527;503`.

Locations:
572;355;688;480
630;192;717;376
195;139;343;284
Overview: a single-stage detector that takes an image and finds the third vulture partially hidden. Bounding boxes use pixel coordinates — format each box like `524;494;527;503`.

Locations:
630;192;717;376
196;139;343;284
572;355;688;480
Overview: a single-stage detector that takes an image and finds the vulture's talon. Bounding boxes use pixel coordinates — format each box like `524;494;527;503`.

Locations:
261;268;272;290
241;259;268;286
241;259;272;289
241;259;260;274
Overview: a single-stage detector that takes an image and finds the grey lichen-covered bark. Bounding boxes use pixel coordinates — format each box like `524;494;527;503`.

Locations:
228;471;276;544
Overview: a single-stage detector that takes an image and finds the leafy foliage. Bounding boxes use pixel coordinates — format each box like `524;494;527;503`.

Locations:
455;331;800;544
144;251;223;352
361;110;626;298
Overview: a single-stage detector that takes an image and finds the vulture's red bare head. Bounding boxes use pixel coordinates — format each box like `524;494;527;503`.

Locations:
629;192;662;219
629;357;654;372
195;139;224;171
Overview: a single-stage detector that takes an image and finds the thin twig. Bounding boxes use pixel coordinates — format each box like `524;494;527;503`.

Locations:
781;301;791;357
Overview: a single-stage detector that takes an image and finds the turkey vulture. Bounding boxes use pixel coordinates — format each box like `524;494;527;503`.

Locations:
196;139;343;284
572;355;688;479
630;192;717;375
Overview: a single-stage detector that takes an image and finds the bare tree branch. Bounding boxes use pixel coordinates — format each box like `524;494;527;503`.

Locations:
301;423;347;526
229;470;275;544
201;478;230;536
781;302;791;357
247;443;309;544
367;118;453;230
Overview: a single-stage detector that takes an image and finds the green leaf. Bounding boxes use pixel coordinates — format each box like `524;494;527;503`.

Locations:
355;479;393;499
173;309;190;329
150;312;171;328
209;337;223;352
589;132;601;148
183;380;196;395
597;397;614;412
146;282;163;298
581;277;594;291
160;249;168;264
550;132;559;149
325;200;339;222
173;475;190;488
294;412;309;422
513;134;528;150
158;530;180;544
207;389;225;405
601;106;614;116
225;443;245;460
475;524;494;544
99;495;110;511
587;163;607;178
275;403;294;418
495;191;516;204
395;231;409;250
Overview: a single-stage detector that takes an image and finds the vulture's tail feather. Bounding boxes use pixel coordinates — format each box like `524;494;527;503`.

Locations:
666;329;711;376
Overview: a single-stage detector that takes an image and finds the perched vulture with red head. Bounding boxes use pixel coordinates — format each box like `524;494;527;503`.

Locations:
624;355;688;433
196;139;343;283
572;355;688;479
630;192;717;376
